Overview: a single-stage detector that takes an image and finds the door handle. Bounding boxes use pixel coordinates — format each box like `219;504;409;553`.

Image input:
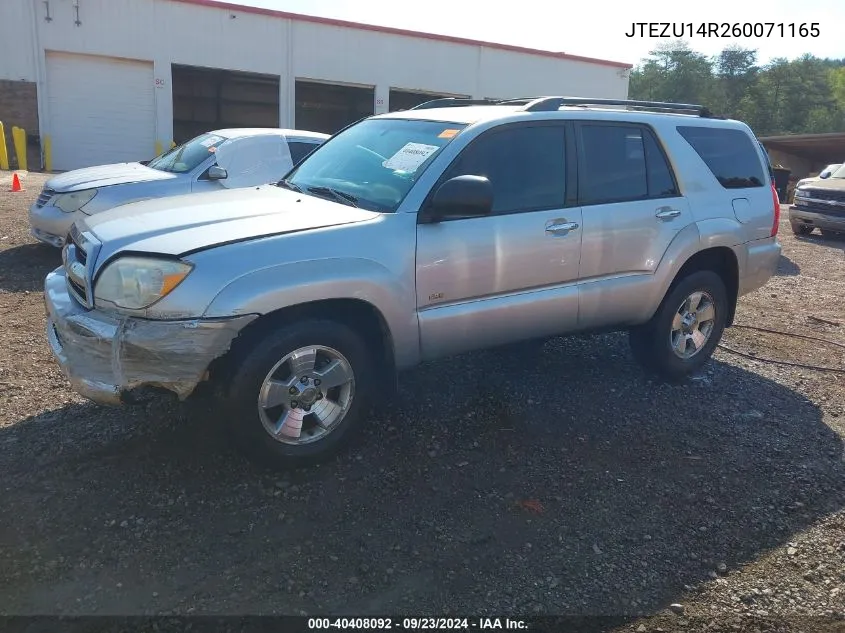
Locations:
655;207;682;220
545;221;579;235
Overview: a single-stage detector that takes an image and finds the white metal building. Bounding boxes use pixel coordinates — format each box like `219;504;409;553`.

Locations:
0;0;632;171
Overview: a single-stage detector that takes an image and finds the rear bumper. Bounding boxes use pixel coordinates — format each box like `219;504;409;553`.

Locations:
738;236;781;297
45;267;256;405
789;206;845;232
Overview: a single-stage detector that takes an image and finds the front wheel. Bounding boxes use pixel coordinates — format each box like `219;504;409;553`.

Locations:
629;271;728;382
219;319;373;468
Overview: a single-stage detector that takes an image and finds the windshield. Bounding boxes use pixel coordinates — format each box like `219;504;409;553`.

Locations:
148;133;228;173
280;118;467;212
829;163;845;179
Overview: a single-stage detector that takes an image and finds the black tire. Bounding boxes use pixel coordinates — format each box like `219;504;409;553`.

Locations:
820;229;844;240
218;319;374;469
791;222;813;236
629;270;728;382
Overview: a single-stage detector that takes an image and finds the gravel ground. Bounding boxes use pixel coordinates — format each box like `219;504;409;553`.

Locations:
0;170;843;631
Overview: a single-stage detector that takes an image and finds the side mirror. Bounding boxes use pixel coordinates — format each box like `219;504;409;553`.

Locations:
819;172;831;179
207;165;228;180
422;175;493;223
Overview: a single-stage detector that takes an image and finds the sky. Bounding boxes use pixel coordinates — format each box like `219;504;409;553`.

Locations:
223;0;843;67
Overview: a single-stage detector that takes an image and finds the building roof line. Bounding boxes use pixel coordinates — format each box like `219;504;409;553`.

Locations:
169;0;634;70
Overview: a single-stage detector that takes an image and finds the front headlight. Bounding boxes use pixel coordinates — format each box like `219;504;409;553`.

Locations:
53;189;97;213
94;256;193;310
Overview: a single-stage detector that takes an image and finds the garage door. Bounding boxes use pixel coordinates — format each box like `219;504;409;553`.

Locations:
46;52;155;170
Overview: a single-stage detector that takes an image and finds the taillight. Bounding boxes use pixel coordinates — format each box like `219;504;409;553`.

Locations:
770;182;780;237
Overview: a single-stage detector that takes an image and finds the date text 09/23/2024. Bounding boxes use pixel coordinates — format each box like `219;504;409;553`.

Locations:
625;22;820;38
307;618;528;630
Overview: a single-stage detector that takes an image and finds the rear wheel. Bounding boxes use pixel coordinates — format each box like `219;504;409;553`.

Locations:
219;319;373;468
629;271;728;382
791;222;813;236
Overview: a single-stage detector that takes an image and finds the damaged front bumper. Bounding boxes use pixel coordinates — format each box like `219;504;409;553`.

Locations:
44;267;256;406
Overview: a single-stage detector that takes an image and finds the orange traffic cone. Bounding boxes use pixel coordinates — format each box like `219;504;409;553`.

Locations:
9;172;23;192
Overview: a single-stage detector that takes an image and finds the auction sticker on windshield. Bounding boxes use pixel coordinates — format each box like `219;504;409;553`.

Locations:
201;135;224;148
383;143;440;172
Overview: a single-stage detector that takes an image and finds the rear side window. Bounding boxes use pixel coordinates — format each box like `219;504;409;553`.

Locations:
288;141;320;164
677;126;766;189
578;124;678;205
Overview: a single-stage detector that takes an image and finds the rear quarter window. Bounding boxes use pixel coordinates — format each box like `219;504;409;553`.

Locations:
288;140;320;164
677;126;766;189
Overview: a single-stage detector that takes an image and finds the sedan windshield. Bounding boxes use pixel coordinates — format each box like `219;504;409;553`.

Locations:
148;133;228;173
830;163;845;179
280;118;467;212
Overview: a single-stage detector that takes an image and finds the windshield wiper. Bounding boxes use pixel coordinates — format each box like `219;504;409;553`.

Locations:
277;179;304;193
306;186;359;208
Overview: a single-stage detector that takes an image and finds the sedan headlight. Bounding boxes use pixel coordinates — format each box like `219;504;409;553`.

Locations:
94;256;193;310
53;189;97;213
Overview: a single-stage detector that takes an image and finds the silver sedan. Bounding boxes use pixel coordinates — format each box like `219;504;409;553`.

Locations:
28;128;329;247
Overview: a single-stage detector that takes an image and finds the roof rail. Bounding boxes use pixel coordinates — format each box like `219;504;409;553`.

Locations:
494;97;537;106
518;96;714;117
409;98;500;110
408;96;716;118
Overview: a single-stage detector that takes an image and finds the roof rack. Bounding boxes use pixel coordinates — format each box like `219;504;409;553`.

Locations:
409;95;714;117
517;96;714;117
409;98;501;110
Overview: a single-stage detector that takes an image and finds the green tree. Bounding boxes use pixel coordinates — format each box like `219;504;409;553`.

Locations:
629;41;715;106
831;67;845;106
629;45;845;136
714;46;758;118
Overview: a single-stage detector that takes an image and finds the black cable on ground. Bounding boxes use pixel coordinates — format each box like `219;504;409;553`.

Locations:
717;343;845;374
718;322;845;374
729;323;845;350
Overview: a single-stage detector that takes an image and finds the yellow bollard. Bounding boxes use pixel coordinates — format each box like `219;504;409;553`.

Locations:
17;127;27;172
12;126;27;172
0;121;9;171
154;140;163;157
11;126;20;169
44;136;52;172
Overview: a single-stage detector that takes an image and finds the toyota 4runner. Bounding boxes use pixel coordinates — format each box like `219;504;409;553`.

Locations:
44;97;782;467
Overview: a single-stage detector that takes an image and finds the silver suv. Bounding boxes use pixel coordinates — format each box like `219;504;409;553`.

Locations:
44;97;782;467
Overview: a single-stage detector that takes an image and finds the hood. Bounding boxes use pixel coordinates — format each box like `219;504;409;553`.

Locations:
80;185;380;258
799;178;845;193
46;163;177;192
